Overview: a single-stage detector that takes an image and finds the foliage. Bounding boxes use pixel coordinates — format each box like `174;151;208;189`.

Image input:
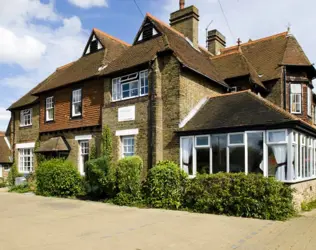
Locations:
9;183;31;193
89;140;97;160
101;125;112;161
184;173;295;220
301;199;316;211
85;156;115;199
113;156;143;205
0;177;6;188
36;158;83;197
144;161;188;209
26;172;36;192
7;164;23;186
34;138;46;165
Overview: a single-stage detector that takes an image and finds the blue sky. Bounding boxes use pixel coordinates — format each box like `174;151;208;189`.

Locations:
1;0;316;131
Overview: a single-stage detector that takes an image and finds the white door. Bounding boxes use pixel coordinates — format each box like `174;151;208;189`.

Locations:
79;141;89;175
0;164;3;178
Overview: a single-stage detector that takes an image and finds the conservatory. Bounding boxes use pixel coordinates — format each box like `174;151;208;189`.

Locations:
180;129;316;182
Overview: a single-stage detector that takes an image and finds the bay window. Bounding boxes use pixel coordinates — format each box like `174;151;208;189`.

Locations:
290;84;302;114
112;70;149;101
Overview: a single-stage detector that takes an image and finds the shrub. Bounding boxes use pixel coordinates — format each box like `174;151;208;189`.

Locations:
85;156;115;199
144;161;188;209
36;158;83;197
101;125;112;161
184;173;295;220
114;156;143;205
301;199;316;211
7;164;23;186
9;183;31;193
0;177;6;188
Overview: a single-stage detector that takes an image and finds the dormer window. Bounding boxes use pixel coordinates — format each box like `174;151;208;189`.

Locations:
84;34;103;55
112;70;149;101
136;20;159;43
290;84;302;114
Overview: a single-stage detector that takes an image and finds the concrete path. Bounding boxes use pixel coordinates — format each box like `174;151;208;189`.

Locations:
0;190;315;250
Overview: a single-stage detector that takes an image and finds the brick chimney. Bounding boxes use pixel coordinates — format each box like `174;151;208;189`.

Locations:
207;29;226;55
170;1;199;47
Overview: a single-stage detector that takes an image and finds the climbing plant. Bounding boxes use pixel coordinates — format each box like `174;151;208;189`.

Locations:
101;125;112;161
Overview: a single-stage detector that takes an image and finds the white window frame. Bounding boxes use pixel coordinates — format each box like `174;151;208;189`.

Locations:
266;129;287;144
180;136;195;177
308;87;312;117
79;140;89;175
72;89;82;117
290;84;302;114
112;70;149;102
121;136;135;158
228;132;245;146
46;96;54;121
18;148;34;174
121;80;139;100
20;108;32;127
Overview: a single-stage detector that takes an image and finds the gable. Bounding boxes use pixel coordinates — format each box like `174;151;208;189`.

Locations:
83;32;104;56
134;18;160;44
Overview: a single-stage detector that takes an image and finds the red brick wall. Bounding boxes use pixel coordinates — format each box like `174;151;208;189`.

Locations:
40;79;103;132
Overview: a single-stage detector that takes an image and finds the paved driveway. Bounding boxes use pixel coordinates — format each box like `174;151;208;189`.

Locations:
0;191;316;250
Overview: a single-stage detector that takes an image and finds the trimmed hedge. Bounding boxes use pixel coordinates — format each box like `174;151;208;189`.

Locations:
113;156;143;205
85;156;115;199
36;159;83;197
184;173;295;220
145;161;187;209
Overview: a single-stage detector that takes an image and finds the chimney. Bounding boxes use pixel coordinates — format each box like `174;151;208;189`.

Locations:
170;1;199;47
207;29;226;55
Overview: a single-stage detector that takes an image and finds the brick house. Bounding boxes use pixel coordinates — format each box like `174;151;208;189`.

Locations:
0;130;12;179
6;2;316;201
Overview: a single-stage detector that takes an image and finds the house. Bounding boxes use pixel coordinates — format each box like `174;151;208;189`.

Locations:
7;1;316;202
0;130;12;179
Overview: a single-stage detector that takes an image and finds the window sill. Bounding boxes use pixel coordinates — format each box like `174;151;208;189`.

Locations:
19;125;32;128
112;94;149;103
70;115;82;120
45;120;55;124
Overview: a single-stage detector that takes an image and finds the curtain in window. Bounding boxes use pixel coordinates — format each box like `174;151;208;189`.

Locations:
182;138;193;175
271;144;287;180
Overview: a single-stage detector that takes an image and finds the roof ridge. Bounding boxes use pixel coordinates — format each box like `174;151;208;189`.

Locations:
93;28;131;47
212;50;240;59
222;31;288;52
208;90;251;99
56;61;75;71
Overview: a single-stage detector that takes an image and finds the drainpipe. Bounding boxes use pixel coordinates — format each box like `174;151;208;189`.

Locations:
283;65;287;110
148;60;155;170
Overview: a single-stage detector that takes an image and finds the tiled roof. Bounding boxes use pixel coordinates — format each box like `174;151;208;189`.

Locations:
179;90;302;133
35;137;70;152
0;134;11;164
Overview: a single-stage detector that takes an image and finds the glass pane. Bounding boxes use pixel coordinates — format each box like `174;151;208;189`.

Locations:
247;133;264;174
196;136;209;146
229;146;245;173
268;130;286;143
211;135;227;173
230;133;244;144
268;144;287;180
181;137;193;175
196;148;210;174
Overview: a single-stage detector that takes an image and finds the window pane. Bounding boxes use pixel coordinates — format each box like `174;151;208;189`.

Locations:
229;133;244;144
196;148;210;174
268;144;287;180
196;136;209;146
291;84;301;93
268;130;286;143
211;135;227;173
181;137;193;175
247;133;264;174
229;146;245;173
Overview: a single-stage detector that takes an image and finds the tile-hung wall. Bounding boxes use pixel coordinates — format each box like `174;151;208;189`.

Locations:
180;129;316;183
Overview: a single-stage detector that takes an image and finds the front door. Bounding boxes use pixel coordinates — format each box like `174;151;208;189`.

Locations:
79;141;89;175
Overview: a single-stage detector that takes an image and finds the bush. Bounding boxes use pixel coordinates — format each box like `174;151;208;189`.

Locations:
9;183;31;193
0;177;6;188
301;199;316;211
145;161;188;209
114;156;143;205
36;159;83;197
85;156;115;199
7;164;23;186
184;173;295;220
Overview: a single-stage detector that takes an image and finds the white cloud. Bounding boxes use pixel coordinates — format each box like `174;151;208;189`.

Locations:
0;27;46;70
0;107;10;121
68;0;108;9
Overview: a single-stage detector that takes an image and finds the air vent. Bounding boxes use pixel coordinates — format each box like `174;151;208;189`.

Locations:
90;40;98;53
142;23;154;41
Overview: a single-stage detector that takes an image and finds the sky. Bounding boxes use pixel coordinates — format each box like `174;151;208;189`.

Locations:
0;0;316;131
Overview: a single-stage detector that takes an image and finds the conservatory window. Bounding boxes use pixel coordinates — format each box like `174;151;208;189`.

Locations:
228;133;245;173
211;135;227;173
181;137;194;176
247;132;264;174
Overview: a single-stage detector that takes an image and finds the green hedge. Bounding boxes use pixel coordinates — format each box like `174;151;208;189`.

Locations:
85;156;115;199
145;161;187;209
184;173;295;220
36;159;83;197
113;156;143;205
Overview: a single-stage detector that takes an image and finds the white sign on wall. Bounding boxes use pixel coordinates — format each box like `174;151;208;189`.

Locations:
118;106;135;122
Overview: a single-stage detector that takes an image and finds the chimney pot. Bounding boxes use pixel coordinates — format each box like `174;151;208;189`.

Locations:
207;29;226;55
180;0;185;9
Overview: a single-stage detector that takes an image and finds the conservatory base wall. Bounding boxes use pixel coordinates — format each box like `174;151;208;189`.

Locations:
290;179;316;210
